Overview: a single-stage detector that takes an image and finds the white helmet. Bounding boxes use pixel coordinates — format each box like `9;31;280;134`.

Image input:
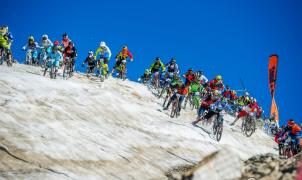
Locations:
100;41;106;47
244;92;249;96
42;34;48;40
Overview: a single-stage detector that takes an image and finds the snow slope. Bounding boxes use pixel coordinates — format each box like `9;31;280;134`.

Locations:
0;64;277;179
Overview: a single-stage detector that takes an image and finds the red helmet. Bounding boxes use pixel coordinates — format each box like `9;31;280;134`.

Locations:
288;119;295;126
54;40;59;46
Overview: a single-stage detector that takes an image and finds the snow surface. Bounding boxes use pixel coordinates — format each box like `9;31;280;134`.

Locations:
0;64;277;179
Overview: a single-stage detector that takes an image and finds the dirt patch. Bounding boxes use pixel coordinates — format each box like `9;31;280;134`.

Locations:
165;165;195;180
131;92;142;99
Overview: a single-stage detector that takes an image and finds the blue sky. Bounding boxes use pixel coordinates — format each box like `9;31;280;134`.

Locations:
2;0;302;125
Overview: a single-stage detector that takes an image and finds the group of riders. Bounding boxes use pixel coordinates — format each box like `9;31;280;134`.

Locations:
1;25;300;157
140;56;263;123
21;32;133;80
0;25;133;80
140;56;302;153
22;33;77;78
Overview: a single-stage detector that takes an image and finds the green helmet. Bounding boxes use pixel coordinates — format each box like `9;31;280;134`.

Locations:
216;75;222;81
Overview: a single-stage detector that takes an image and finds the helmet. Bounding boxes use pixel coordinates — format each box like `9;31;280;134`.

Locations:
174;73;180;79
221;97;228;103
188;68;193;72
100;41;106;47
197;70;203;75
216;75;222;80
244;92;250;96
88;50;93;55
7;32;13;40
54;40;60;46
170;57;176;63
1;25;8;32
155;57;161;61
226;85;230;89
68;41;74;46
52;46;58;51
122;46;128;50
145;69;150;73
1;24;8;29
29;36;34;41
231;90;236;95
213;90;220;95
42;34;48;40
288;119;295;126
62;32;68;38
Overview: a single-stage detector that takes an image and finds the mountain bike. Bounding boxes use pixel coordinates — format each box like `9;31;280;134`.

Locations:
281;135;295;158
242;112;256;137
117;60;127;80
38;48;48;68
0;48;13;67
212;109;224;141
158;78;171;99
170;94;180;118
63;57;74;79
44;58;57;79
25;49;38;65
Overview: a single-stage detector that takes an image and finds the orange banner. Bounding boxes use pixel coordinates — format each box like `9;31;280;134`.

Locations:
268;55;278;97
270;96;279;122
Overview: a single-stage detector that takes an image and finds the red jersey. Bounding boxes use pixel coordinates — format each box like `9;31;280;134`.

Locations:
209;79;224;91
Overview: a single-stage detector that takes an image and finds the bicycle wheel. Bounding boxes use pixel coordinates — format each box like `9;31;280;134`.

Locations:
213;121;217;135
170;101;177;118
63;64;67;78
241;118;246;133
50;66;54;79
183;99;188;109
284;147;293;158
245;117;255;137
7;59;12;67
163;96;168;107
170;99;179;118
183;95;190;109
216;124;223;141
190;97;195;110
216;116;223;141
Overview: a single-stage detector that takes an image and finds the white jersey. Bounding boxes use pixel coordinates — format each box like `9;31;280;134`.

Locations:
40;39;53;48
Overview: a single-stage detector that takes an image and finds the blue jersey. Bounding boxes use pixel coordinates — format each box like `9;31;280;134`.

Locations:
49;51;62;61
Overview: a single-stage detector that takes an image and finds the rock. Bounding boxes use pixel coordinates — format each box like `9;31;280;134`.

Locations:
240;153;302;180
182;148;241;180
